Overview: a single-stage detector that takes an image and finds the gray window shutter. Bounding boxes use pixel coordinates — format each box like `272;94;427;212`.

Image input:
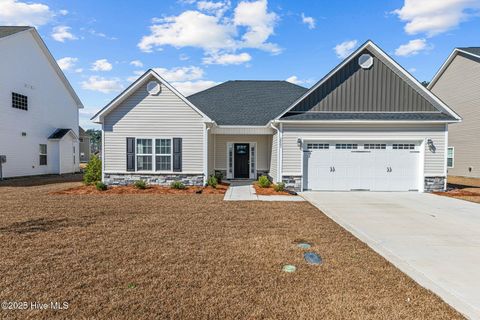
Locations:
173;138;182;172
126;137;135;171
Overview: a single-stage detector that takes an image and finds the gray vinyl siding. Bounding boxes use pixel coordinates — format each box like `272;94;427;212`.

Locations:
213;134;271;171
207;130;214;175
288;49;437;114
269;131;278;181
430;53;480;178
281;123;446;177
103;76;204;173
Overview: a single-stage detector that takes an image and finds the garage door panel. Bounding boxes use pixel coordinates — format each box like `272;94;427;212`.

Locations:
305;141;420;191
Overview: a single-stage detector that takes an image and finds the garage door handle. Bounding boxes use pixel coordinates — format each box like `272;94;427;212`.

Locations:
330;167;335;172
387;167;392;172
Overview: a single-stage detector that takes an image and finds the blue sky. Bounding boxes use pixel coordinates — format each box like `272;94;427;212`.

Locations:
1;0;479;129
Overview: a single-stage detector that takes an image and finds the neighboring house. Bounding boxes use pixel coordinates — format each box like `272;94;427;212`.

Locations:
0;26;83;178
429;47;480;179
79;127;91;163
92;40;460;192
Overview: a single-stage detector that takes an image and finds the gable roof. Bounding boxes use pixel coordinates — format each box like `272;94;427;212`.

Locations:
0;26;83;109
0;26;31;38
48;128;77;140
187;81;308;126
429;47;480;90
91;69;212;123
276;40;461;122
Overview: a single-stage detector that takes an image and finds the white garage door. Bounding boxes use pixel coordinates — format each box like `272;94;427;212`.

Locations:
304;142;420;191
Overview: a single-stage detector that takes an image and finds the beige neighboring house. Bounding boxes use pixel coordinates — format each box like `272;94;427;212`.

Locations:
429;47;480;178
79;127;91;163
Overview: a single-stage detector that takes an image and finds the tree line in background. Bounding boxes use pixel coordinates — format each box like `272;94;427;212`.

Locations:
86;129;102;155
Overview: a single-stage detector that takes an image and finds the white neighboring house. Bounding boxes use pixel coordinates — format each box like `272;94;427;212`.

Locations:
0;26;83;178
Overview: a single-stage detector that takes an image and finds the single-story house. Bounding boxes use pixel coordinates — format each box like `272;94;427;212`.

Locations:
92;40;461;192
428;47;480;178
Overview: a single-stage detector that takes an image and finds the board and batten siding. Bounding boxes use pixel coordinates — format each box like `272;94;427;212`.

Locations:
430;53;480;178
281;123;446;177
269;131;278;181
213;134;271;171
103;77;205;173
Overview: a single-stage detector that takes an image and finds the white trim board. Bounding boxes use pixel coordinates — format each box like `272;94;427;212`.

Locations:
274;40;461;122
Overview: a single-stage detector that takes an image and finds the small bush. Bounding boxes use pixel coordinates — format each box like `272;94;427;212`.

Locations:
134;180;147;189
83;155;102;185
258;175;271;188
170;181;186;189
95;181;107;191
214;171;224;183
273;182;285;192
207;175;218;188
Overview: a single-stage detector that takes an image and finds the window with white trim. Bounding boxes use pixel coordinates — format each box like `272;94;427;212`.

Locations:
12;92;28;110
364;144;386;150
336;143;358;149
39;144;47;166
136;139;153;171
155;139;172;171
307;143;329;150
393;143;415;150
447;147;454;168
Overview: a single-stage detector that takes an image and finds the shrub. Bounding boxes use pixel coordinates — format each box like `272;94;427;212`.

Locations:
258;175;271;188
95;181;107;191
214;171;224;183
207;175;218;188
83;155;102;185
134;180;147;189
273;182;285;192
170;181;186;189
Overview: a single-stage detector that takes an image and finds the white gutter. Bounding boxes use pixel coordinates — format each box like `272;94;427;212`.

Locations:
276;120;461;124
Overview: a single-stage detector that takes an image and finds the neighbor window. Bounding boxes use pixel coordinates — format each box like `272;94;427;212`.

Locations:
155;139;172;171
39;144;47;166
12;92;28;110
447;147;454;168
136;139;153;171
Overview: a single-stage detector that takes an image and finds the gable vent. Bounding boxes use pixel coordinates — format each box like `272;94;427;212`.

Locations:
358;54;373;69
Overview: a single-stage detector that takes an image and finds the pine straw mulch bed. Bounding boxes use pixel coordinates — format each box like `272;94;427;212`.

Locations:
253;182;292;196
434;187;480;204
51;183;229;195
0;177;463;319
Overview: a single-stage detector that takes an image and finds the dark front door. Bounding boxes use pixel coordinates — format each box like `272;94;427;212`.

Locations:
234;143;249;179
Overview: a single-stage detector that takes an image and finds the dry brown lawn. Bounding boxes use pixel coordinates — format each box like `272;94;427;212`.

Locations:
0;176;463;319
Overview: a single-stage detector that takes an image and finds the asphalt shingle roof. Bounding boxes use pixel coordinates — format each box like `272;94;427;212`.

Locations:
281;112;457;121
458;47;480;57
187;81;308;125
0;26;31;38
48;128;72;140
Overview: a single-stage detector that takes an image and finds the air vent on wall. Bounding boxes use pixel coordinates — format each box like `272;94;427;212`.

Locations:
146;81;161;95
358;54;373;69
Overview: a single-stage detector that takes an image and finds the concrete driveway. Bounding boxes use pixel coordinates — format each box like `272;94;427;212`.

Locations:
302;192;480;319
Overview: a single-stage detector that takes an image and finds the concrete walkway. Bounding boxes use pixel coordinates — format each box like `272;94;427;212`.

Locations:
302;191;480;319
224;181;304;201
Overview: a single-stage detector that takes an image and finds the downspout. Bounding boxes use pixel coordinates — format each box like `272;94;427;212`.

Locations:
270;122;281;183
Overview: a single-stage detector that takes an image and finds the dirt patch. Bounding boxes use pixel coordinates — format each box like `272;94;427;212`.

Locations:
0;175;463;319
253;182;291;196
434;188;480;204
51;183;228;195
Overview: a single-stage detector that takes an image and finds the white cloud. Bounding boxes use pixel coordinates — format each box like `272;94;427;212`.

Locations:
91;59;113;71
395;39;430;56
0;0;54;26
172;80;219;96
179;53;190;61
301;13;316;29
88;29;117;40
409;67;417;73
154;66;204;82
334;40;358;59
203;52;251;65
393;0;480;37
130;60;144;67
138;0;280;60
59;9;68;16
197;0;230;16
81;76;123;94
57;57;78;71
286;75;302;85
233;0;280;53
51;25;77;42
75;68;83;73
